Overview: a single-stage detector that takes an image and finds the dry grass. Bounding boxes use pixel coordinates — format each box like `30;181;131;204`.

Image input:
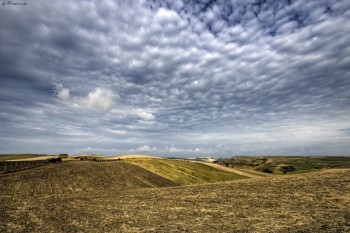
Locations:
73;154;161;160
127;158;247;184
109;154;161;159
191;161;267;178
0;154;56;161
0;162;349;232
220;156;350;174
6;156;59;161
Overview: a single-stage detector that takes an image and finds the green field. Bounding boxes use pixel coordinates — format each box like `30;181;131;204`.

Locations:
218;156;350;174
126;158;247;184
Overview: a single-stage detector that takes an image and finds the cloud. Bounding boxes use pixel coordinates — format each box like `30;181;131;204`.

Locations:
0;0;349;156
131;145;158;152
162;146;214;155
53;83;155;121
75;146;121;155
155;8;181;24
80;88;116;112
167;146;181;153
134;109;155;121
54;85;117;112
55;84;71;101
58;88;70;101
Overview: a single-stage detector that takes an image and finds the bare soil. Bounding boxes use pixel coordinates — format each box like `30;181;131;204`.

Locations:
0;161;177;196
0;162;349;232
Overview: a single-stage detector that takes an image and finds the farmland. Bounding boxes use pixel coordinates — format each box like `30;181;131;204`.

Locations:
0;161;177;196
0;154;56;161
218;156;350;174
126;158;247;184
0;158;350;232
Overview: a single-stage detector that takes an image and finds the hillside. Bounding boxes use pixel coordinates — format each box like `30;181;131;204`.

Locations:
126;158;247;184
219;156;350;174
0;154;55;161
1;166;349;232
0;161;177;196
113;154;160;159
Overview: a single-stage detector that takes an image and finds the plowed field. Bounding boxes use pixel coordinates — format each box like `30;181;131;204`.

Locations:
0;161;177;197
0;161;349;232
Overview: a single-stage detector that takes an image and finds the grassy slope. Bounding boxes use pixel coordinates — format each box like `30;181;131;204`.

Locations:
221;156;350;174
126;158;247;185
1;168;349;232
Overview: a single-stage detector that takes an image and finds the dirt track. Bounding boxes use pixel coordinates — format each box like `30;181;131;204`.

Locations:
191;161;266;178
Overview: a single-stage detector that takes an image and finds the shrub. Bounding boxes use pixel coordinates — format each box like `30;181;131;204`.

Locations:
263;168;273;173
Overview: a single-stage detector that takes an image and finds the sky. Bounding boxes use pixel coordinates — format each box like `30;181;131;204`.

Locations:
0;0;350;157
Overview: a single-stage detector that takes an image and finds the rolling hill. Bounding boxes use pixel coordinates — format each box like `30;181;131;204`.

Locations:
0;154;56;161
1;158;349;232
0;161;177;196
126;158;247;184
219;156;350;174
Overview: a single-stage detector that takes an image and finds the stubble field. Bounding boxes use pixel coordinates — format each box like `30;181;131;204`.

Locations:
0;160;349;232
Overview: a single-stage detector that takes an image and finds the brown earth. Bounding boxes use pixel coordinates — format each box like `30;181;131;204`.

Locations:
0;162;349;232
0;161;177;196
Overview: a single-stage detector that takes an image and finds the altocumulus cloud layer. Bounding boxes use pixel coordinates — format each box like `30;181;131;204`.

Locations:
1;0;350;156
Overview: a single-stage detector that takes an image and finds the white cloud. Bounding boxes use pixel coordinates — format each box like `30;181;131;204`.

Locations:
106;129;127;135
131;145;158;152
155;8;181;24
135;109;155;121
54;84;155;121
54;83;117;112
80;88;116;112
163;146;215;154
58;88;70;101
168;146;180;153
194;147;202;152
75;146;121;155
55;84;71;101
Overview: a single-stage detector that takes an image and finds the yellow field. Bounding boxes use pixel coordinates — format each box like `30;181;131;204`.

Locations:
127;158;254;184
109;154;160;159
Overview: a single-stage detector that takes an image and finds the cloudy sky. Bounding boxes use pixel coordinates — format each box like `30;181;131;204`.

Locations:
1;0;350;157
